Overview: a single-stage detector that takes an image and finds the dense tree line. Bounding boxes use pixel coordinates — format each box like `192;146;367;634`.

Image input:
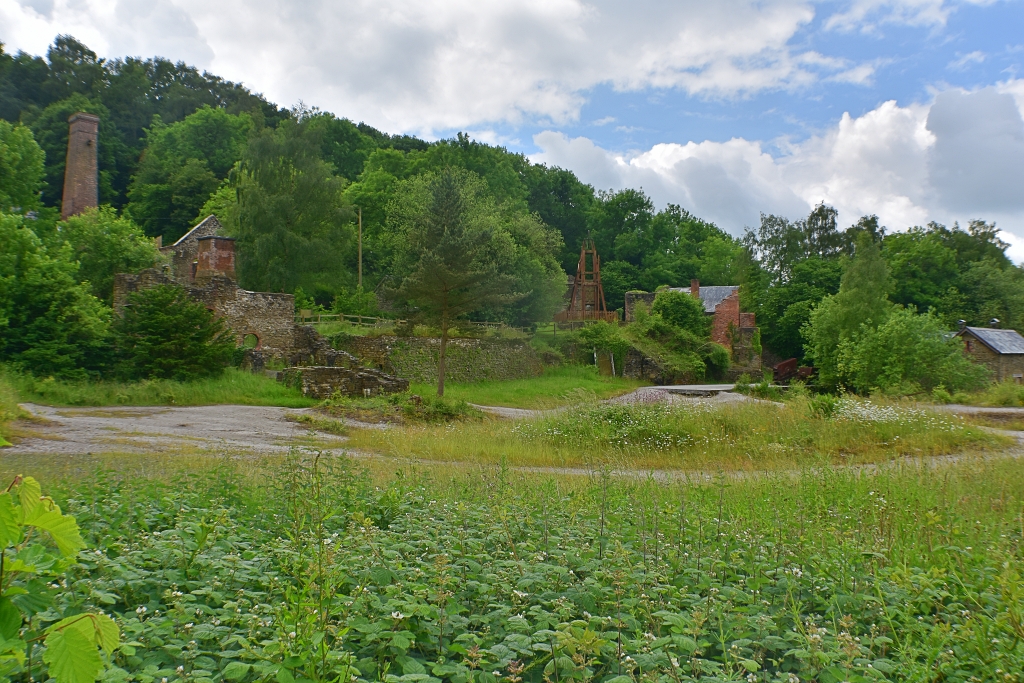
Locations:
3;36;1024;394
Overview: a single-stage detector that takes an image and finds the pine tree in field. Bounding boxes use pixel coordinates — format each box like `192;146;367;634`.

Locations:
113;284;236;380
390;168;520;396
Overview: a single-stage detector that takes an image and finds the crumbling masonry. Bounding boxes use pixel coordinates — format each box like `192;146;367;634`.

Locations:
113;215;407;398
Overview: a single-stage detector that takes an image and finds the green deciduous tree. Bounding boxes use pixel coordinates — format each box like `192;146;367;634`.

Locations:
389;168;523;396
234;113;353;295
836;307;989;394
0;120;45;212
112;284;235;380
651;290;711;338
803;232;893;388
126;107;252;241
0;212;111;378
58;206;160;302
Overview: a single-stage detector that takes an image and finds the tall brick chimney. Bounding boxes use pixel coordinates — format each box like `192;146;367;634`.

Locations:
194;236;237;283
61;112;100;220
690;279;700;300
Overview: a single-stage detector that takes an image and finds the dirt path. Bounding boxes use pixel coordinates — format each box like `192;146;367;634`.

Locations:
7;403;321;455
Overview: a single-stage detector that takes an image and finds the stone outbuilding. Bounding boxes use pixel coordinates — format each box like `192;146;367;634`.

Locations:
955;326;1024;383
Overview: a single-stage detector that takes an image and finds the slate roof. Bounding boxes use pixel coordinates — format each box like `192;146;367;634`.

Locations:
959;327;1024;354
669;285;739;313
171;215;222;247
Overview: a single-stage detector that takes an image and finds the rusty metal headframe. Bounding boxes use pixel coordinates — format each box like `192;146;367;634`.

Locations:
554;236;618;323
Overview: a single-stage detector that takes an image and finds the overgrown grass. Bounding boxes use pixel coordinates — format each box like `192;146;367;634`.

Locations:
410;365;645;409
957;379;1024;406
0;373;23;446
12;451;1024;683
345;395;1005;470
4;367;316;407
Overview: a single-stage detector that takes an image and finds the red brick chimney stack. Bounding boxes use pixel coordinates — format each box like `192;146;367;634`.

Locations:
195;236;237;282
61;112;100;220
690;279;700;300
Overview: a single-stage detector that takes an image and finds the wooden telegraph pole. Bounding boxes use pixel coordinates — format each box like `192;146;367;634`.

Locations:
357;207;363;289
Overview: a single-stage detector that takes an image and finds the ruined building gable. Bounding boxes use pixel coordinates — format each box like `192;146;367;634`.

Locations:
159;215;224;285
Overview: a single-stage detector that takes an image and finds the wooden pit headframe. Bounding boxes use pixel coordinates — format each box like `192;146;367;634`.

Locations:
554;236;618;322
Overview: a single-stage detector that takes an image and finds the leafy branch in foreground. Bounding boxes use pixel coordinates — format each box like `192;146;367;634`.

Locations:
0;475;119;683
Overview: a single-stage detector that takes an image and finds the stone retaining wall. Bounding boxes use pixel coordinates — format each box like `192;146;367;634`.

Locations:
281;366;409;399
337;336;543;384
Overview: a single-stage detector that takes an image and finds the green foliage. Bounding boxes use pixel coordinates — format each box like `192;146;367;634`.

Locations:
26;453;1024;683
234;113;353;294
650;290;711;337
626;312;729;381
5;35;286;210
0;121;45;212
837;307;990;395
751;257;842;361
24;93;120;207
111;284;235;380
0;474;119;683
331;287;380;317
389;168;526;395
57;207;160;302
0;212;112;378
126;107;252;241
804;233;893;388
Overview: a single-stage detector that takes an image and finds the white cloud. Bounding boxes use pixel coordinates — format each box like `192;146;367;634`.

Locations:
0;0;214;68
0;0;890;135
532;87;1024;252
823;0;995;33
947;50;985;71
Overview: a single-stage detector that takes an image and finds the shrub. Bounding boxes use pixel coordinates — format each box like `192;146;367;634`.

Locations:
58;206;160;302
932;385;954;404
651;290;711;337
112;284;236;380
0;213;112;378
836;307;990;395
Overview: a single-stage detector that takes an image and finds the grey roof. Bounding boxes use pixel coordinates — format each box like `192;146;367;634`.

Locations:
669;285;739;313
959;327;1024;354
171;215;223;247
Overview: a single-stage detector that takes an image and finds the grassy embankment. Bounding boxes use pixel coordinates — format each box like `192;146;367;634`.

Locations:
410;365;644;409
344;393;1007;470
8;450;1023;683
2;367;315;408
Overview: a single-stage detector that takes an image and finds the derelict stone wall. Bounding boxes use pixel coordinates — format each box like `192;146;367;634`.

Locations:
337;335;543;384
624;292;656;322
114;269;296;357
281;366;409;399
725;326;762;380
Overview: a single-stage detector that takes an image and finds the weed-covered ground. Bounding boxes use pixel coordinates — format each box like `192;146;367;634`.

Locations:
19;453;1024;683
345;395;1005;470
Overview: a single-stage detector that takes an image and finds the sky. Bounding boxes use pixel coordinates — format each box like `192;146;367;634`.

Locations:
3;0;1024;256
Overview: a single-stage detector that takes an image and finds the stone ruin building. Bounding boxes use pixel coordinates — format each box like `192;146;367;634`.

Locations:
112;216;408;398
56;109;405;399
